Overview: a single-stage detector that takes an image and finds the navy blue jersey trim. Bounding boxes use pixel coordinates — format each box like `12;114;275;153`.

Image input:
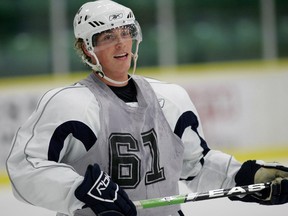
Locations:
180;176;195;181
174;111;210;156
48;120;97;162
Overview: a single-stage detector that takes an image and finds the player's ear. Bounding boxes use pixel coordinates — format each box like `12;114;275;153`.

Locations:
81;43;96;64
81;43;93;58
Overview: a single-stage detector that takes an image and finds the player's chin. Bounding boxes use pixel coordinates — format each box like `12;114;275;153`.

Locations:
113;58;131;68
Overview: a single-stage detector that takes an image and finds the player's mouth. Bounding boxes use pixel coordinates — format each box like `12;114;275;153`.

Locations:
114;53;129;60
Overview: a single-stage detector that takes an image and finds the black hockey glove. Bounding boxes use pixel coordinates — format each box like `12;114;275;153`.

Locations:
230;160;288;205
75;164;137;216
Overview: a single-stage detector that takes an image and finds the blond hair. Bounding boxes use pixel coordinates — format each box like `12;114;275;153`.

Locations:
74;38;92;65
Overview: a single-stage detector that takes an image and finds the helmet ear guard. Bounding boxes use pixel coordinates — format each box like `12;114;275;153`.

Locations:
73;0;142;85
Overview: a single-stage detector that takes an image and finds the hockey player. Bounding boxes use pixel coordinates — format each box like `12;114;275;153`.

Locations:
6;1;288;216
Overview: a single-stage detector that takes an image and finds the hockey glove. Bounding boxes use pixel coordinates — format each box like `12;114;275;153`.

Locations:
231;160;288;205
75;164;137;216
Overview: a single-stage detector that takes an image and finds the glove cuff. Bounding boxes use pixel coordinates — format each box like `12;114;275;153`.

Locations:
229;160;263;203
234;160;262;186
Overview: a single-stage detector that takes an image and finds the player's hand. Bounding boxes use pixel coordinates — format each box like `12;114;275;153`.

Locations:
75;164;137;216
253;161;288;204
234;160;288;205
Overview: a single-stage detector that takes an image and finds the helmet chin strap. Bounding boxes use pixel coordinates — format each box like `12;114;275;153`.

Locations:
84;41;140;86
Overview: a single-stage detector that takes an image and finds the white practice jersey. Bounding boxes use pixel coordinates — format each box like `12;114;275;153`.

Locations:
6;74;241;216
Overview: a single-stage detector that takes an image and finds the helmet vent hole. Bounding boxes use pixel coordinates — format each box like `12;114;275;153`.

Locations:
77;16;82;24
127;12;134;19
84;15;90;21
89;21;105;28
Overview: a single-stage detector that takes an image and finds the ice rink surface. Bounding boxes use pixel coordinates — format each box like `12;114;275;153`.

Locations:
1;180;288;216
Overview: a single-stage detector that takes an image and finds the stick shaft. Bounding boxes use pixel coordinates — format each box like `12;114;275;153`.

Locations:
133;182;271;209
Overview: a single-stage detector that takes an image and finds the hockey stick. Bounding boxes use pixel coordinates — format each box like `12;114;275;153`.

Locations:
133;182;271;209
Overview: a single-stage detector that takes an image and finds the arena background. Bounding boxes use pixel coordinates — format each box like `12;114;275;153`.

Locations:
1;0;288;215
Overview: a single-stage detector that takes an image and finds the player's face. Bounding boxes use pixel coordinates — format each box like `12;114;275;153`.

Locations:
93;27;133;82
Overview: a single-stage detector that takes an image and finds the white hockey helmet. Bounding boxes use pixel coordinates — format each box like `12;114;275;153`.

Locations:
74;0;142;50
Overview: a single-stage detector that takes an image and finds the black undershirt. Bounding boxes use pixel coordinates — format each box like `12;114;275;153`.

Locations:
108;79;138;103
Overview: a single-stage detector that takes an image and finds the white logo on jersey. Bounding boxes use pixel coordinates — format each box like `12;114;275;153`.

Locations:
158;98;165;108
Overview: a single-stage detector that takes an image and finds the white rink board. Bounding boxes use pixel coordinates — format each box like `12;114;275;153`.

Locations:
1;65;288;170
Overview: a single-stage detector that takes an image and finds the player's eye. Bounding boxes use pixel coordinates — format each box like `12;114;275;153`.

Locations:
94;26;134;47
121;29;131;38
100;33;115;43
